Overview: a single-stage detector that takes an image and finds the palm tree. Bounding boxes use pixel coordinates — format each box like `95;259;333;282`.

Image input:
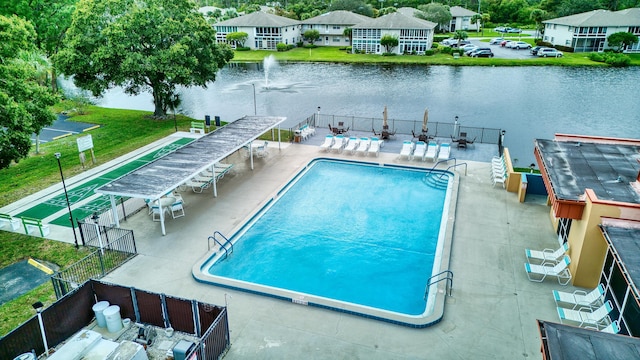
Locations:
471;14;482;33
343;28;353;46
530;9;546;41
453;30;468;47
481;13;491;37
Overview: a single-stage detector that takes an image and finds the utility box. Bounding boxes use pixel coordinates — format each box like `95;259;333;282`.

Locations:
214;116;221;127
173;340;196;360
204;115;211;127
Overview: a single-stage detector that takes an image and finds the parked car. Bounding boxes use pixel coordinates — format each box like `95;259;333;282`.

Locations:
460;44;477;53
489;38;505;45
511;41;532;50
441;38;456;46
450;40;471;48
506;27;522;33
470;49;494;58
500;40;513;47
537;48;563;57
505;41;518;48
494;27;507;33
530;46;546;55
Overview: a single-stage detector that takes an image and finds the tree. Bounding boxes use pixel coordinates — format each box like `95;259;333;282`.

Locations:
55;0;234;118
481;13;491;36
380;34;398;53
415;3;451;32
303;29;321;45
471;14;482;33
343;27;353;45
378;7;397;16
453;30;468;47
607;32;639;52
530;9;547;40
0;15;57;169
329;0;374;17
227;32;249;48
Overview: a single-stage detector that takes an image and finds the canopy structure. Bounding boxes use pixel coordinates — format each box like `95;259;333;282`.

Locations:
95;115;285;234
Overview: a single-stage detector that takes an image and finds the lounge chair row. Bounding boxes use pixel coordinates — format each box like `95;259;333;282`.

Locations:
553;283;619;333
179;163;234;193
320;135;383;157
399;140;450;162
491;155;507;188
297;124;316;141
524;242;571;285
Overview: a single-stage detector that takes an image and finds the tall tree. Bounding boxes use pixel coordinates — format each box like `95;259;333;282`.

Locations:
530;9;547;40
55;0;234;118
415;3;451;32
607;32;639;52
453;30;468;47
329;0;374;17
0;15;57;169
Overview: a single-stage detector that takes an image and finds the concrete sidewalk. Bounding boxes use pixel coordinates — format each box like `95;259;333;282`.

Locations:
99;140;568;360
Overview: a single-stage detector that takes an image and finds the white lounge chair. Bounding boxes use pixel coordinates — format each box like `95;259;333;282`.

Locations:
319;135;334;151
343;137;359;154
557;300;613;328
424;141;439;162
553;283;605;310
412;141;427;161
525;255;572;285
596;319;621;334
399;141;414;160
368;137;382;157
356;137;370;156
331;135;346;152
526;243;569;265
437;143;451;162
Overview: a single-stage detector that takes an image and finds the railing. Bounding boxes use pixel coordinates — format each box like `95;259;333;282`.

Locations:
424;270;454;300
208;231;234;259
445;162;468;177
293;113;502;146
51;235;137;299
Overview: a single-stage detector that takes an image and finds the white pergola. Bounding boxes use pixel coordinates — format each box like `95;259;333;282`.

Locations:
95;116;286;235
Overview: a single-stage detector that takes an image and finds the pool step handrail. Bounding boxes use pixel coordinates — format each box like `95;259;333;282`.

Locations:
424;270;453;300
444;162;467;176
208;231;234;259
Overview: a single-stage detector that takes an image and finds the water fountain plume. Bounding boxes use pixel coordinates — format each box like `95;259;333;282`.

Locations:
263;55;277;89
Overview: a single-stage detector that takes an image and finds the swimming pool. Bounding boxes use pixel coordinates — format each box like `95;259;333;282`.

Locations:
193;158;457;327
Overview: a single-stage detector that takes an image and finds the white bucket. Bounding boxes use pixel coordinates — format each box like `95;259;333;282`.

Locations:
92;301;110;328
103;305;123;333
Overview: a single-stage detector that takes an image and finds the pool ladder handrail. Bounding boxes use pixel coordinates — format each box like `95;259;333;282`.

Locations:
208;231;234;259
424;270;453;300
425;158;467;177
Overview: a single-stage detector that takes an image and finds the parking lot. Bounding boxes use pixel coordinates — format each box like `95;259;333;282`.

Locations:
464;38;536;59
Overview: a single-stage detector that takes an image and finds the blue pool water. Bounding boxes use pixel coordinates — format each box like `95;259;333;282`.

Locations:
203;159;451;319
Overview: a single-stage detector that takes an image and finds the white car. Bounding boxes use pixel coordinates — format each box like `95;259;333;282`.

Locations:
511;41;532;50
537;48;564;57
505;41;518;48
489;38;504;45
460;44;477;53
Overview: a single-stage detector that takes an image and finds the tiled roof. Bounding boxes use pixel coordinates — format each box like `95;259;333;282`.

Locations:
352;12;436;30
214;11;300;27
301;10;371;25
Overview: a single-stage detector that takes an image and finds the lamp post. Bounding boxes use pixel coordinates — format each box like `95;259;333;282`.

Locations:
316;106;321;127
33;301;49;357
55;153;79;249
252;83;257;115
499;130;506;156
454;115;459;138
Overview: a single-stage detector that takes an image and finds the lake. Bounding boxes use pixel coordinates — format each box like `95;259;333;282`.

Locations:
76;62;640;166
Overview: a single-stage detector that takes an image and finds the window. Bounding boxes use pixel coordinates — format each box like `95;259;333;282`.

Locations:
557;218;572;245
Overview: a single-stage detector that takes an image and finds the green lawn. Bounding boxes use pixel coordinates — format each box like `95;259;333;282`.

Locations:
232;46;640;66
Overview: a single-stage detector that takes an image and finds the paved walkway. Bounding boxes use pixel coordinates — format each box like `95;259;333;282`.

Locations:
87;134;571;360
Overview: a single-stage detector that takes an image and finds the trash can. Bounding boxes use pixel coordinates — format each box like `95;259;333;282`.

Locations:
215;116;221;127
294;130;301;143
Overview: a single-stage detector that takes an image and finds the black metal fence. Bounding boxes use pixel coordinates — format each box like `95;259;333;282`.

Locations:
0;280;230;360
51;225;137;299
293;113;503;145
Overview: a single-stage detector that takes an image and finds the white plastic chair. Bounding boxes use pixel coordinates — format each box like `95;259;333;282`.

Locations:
399;141;414;160
525;255;572;285
319;135;334;151
526;243;569;265
437;143;450;162
412;141;427;161
356;138;370;156
553;283;604;310
557;300;613;328
343;137;359;154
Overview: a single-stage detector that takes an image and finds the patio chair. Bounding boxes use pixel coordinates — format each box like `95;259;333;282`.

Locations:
553;283;605;310
343;137;359;154
412;141;427;161
524;255;572;285
557;300;613;328
255;141;269;158
399;141;414;160
319;135;334;151
424;141;439;162
331;135;346;152
593;319;621;334
437;143;451;162
367;137;382;157
356;138;370;156
170;198;185;219
526;242;569;265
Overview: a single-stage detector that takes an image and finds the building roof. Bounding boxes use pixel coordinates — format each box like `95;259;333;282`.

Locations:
534;135;640;204
214;11;300;27
543;8;640;27
95;116;285;200
600;222;640;299
396;7;418;17
352;11;436;30
300;10;370;25
450;6;478;17
537;320;640;359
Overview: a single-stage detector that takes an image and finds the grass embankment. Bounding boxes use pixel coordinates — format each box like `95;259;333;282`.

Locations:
232;42;640;67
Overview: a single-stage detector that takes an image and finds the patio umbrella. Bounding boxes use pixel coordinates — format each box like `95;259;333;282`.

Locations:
422;108;429;133
382;105;388;129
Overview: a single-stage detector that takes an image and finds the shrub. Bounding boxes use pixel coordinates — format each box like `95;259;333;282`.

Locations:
555;45;574;53
588;52;604;62
434;35;449;43
345;46;352;53
441;46;453;54
235;47;250;51
536;40;553;47
424;49;435;56
276;43;288;52
381;52;397;56
303;44;318;49
296;41;304;47
588;52;631;67
287;44;295;50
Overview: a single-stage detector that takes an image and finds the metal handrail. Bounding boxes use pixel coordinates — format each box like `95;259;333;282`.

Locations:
424;270;453;300
208;231;234;259
444;162;467;177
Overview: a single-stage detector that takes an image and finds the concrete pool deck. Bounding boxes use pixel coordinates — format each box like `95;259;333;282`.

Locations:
90;134;567;359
